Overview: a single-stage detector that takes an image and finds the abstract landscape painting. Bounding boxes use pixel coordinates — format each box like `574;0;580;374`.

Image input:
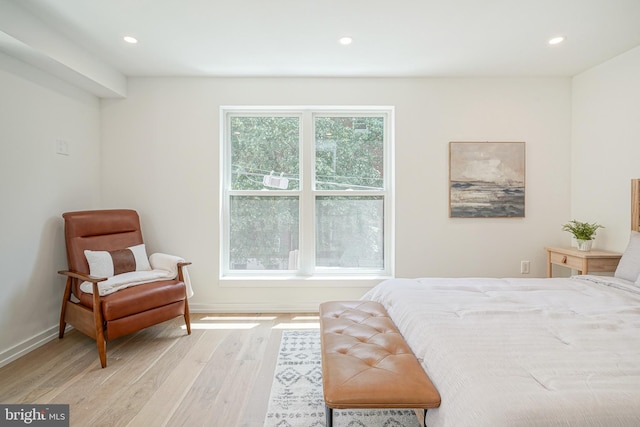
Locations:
449;142;525;218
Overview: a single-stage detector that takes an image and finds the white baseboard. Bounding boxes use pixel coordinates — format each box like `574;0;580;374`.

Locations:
0;325;68;369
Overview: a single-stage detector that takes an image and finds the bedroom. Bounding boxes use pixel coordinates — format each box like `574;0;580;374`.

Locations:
1;0;640;424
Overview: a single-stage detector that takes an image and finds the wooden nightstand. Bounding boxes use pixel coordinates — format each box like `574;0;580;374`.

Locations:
544;246;622;278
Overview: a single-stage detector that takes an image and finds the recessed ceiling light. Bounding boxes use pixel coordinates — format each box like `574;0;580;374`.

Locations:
123;36;138;44
339;36;353;45
548;36;565;45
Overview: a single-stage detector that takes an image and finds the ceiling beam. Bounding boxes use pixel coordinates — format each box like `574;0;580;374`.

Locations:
0;1;126;98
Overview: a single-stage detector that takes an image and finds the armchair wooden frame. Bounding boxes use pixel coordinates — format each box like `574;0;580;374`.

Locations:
58;209;191;368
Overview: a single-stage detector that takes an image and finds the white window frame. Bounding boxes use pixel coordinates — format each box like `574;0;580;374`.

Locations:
220;106;395;281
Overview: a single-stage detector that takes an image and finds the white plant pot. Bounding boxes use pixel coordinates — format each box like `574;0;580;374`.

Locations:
576;239;593;252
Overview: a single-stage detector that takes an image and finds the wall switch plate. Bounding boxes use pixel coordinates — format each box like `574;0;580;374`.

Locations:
520;260;530;274
55;139;69;156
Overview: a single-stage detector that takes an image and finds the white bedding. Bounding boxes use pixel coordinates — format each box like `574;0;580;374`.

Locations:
362;276;640;427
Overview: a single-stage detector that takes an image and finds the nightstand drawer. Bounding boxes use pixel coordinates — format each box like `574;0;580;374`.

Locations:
549;252;582;270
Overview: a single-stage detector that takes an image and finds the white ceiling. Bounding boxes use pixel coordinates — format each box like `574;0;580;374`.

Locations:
2;0;640;95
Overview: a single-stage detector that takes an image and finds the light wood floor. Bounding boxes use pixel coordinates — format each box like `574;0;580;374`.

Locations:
0;313;319;427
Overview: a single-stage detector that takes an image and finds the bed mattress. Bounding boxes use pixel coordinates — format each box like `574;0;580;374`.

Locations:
362;276;640;427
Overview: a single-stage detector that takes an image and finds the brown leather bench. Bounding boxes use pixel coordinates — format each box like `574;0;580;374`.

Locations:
319;301;441;427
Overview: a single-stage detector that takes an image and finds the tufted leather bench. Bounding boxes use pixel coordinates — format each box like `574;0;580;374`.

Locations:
319;301;440;427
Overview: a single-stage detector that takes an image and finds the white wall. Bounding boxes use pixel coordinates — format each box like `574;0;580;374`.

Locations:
572;46;640;250
101;77;572;312
0;52;101;366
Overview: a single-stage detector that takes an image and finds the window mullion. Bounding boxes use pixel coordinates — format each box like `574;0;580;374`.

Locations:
299;111;315;275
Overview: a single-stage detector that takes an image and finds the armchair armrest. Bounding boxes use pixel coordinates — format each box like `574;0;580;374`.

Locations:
58;270;108;283
58;270;105;305
149;254;193;298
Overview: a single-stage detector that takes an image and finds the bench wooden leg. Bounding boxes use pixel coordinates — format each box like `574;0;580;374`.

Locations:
325;405;333;427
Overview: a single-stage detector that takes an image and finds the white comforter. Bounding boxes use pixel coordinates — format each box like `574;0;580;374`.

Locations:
362;276;640;427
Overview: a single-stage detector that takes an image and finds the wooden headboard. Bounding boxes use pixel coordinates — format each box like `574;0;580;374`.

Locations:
633;179;640;232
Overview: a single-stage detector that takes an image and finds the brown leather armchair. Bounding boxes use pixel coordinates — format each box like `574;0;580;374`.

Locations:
58;209;191;368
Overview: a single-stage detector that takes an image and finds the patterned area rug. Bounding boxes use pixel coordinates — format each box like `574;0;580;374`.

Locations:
263;329;421;427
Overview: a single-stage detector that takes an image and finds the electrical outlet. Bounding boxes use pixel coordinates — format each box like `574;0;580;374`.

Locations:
520;260;530;274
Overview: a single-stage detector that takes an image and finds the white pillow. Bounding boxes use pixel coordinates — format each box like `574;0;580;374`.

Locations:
84;244;151;278
614;231;640;282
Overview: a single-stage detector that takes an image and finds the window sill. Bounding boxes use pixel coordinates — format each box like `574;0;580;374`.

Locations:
219;274;393;288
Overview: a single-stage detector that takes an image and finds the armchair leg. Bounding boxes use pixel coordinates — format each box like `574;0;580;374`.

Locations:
178;266;192;335
59;278;73;339
59;302;67;339
184;299;191;335
92;285;107;368
96;337;107;368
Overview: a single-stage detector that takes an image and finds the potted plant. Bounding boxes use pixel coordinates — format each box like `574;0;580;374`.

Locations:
561;220;604;251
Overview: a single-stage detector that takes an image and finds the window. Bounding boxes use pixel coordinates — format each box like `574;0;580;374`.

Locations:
221;107;393;277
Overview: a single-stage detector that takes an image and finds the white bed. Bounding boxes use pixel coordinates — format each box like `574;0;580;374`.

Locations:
362;179;640;426
363;276;640;426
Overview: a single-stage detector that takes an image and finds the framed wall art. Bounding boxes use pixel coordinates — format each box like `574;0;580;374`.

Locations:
449;141;525;218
